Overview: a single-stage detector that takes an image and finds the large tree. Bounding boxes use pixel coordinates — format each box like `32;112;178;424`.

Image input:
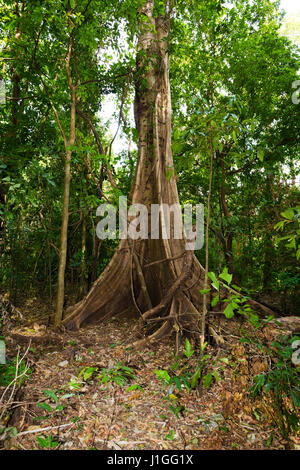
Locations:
62;0;207;346
62;0;272;345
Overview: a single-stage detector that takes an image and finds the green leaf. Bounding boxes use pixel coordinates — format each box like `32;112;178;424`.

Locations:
211;295;219;307
190;367;201;389
126;384;144;392
208;272;218;284
184;338;194;359
219;357;229;364
266;432;273;447
200;288;211;294
203;372;212;388
173;376;182;391
154;369;171;383
37;403;53;412
169;404;184;419
257;149;264;162
291;389;300;407
44;390;58;403
212;281;220;291
251;374;265;396
165;429;176;440
224;303;235;319
281;209;294;220
37;436;59;448
219;267;232;285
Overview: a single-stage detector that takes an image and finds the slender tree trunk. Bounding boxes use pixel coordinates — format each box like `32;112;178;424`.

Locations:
219;152;235;278
200;127;214;347
54;36;76;326
263;175;275;293
79;212;88;297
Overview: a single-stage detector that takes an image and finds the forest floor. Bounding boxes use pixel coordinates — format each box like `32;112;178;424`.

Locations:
1;296;299;451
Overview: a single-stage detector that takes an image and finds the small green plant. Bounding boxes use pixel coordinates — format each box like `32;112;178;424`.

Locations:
208;267;263;327
165;429;176;440
154;339;224;418
36;390;65;417
78;362;137;388
126;384;144;392
78;366;98;381
36;435;60;449
68;379;82;390
0;356;31;387
0;426;18;440
97;362;137;386
154;339;221;396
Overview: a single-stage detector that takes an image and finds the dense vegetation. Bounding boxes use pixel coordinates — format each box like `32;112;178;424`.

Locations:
0;0;299;451
0;0;299;314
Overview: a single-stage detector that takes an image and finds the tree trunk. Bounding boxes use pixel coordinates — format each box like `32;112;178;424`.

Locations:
219;152;235;279
54;36;76;326
62;1;206;343
79;212;88;298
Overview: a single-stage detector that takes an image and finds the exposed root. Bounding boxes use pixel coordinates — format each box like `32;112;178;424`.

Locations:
62;239;133;330
140;249;194;324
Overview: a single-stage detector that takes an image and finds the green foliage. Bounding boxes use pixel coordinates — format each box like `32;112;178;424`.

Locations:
0;426;18;440
0;0;298;318
36;390;65;418
0;356;31;387
78;366;98;381
36;435;60;449
183;337;194;359
78;362;137;387
97;363;137;386
154;339;226;418
275;207;300;260
206;268;263;327
165;429;176;440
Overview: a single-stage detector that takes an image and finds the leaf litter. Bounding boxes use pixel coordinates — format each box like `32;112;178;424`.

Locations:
1;312;299;450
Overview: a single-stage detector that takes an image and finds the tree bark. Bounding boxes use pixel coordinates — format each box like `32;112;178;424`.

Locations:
54;35;76;326
219;152;235;278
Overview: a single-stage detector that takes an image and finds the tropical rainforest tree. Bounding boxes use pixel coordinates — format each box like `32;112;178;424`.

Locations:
0;0;299;341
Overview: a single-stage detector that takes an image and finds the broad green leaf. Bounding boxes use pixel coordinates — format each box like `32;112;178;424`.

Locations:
219;267;232;285
44;390;58;403
224;303;235;318
184;338;194;359
211;295;219;307
203;372;212;388
257;149;264;162
281;209;295;220
208;272;218;284
37;402;53;412
200;288;211;294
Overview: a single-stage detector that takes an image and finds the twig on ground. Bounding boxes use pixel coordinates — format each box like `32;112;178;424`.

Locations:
15;423;74;437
